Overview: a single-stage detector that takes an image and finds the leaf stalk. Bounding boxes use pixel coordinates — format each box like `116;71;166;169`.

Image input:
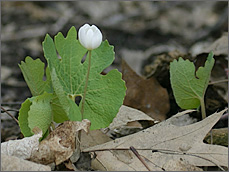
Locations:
200;98;206;119
81;50;91;120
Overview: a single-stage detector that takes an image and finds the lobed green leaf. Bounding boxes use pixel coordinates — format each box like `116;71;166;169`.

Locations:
43;26;126;129
170;52;215;109
19;56;52;96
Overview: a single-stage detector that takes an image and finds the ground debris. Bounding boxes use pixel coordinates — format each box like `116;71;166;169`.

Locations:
1;154;51;171
30;119;90;165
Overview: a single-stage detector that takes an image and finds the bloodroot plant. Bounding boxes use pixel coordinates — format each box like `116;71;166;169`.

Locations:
170;52;215;119
18;24;126;139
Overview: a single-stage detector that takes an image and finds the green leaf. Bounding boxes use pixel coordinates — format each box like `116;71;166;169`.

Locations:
19;56;52;96
18;98;33;137
51;94;70;123
170;52;215;109
28;92;53;136
43;26;126;129
50;69;76;123
19;93;54;137
19;56;69;123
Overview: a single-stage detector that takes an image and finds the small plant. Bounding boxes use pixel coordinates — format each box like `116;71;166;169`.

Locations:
18;24;126;138
170;52;215;119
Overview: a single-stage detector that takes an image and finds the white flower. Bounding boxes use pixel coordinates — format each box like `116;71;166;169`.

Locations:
78;24;102;50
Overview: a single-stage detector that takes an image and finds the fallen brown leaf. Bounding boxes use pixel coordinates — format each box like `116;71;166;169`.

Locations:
107;105;159;137
1;128;42;159
122;60;170;121
81;129;112;151
84;109;228;171
1;154;51;171
30;119;91;165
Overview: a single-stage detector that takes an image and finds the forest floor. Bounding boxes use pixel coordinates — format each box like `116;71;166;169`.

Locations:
1;1;228;171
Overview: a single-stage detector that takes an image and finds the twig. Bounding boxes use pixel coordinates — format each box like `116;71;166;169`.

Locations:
140;154;165;171
1;106;19;124
83;148;129;153
1;109;19;113
130;146;151;171
209;79;228;85
83;147;226;171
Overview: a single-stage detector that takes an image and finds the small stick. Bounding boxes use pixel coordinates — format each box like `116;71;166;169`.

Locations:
208;79;228;85
130;146;151;171
1;106;19;124
83;147;225;171
1;109;19;113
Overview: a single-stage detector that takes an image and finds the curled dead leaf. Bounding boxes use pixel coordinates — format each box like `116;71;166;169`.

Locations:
1;154;51;171
30;119;91;165
1;129;42;159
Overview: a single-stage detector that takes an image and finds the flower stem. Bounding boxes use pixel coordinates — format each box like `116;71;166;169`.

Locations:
50;122;55;131
81;50;91;120
200;98;206;119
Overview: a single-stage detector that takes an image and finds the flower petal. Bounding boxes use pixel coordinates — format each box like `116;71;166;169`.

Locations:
78;24;102;50
85;29;94;50
79;24;90;48
92;30;102;49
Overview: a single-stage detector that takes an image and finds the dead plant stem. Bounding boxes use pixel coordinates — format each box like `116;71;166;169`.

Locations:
208;79;228;85
1;106;19;124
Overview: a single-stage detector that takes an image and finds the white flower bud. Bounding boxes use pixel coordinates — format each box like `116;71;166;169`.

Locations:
78;24;102;50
